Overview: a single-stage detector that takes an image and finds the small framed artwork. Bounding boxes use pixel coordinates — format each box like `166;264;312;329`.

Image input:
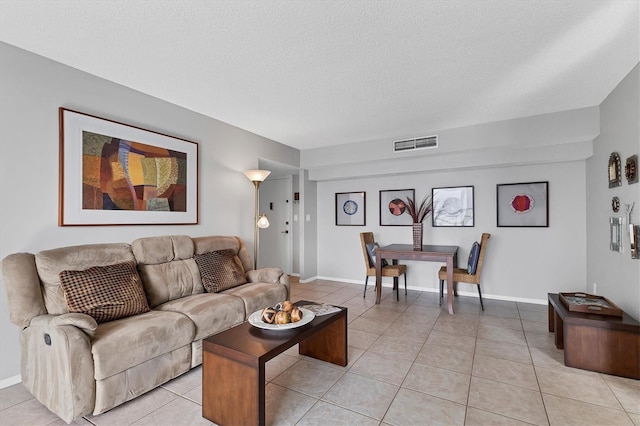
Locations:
432;186;474;227
59;108;198;226
608;152;622;188
497;181;549;227
335;192;366;226
610;217;624;253
380;189;414;226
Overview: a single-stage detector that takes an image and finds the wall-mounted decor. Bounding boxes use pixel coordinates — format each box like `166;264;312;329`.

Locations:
432;185;474;227
610;217;624;253
335;191;366;226
59;108;198;226
630;224;640;259
612;196;620;213
608;152;622;188
497;181;548;227
625;155;638;184
379;189;414;226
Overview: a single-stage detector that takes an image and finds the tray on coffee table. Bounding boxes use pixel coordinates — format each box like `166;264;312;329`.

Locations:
559;292;623;317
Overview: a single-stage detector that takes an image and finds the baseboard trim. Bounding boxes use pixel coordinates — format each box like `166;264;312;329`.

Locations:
0;374;22;389
313;276;547;305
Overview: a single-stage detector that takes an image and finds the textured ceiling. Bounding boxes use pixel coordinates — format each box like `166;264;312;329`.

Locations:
1;1;638;150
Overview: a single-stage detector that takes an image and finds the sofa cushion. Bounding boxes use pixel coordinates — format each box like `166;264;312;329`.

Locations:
35;243;135;315
59;261;150;323
155;293;246;340
222;282;288;317
194;249;247;293
91;310;194;380
193;235;253;273
133;235;203;308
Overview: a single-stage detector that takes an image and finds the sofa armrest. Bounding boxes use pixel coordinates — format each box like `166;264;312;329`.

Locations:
21;317;96;423
246;267;287;285
30;313;98;338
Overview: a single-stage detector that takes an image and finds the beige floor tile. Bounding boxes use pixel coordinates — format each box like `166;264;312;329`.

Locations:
542;393;633;425
130;396;212;426
630;412;640;425
521;319;548;333
296;400;379;426
524;331;557;350
402;363;471;405
601;373;640;388
477;324;527;346
517;302;547;313
367;335;424;362
87;387;178;426
52;417;94;425
266;353;300;382
426;330;477;353
536;366;622;409
382;320;433;341
518;310;548;322
0;397;61;426
272;359;344;398
383;387;466;425
480;305;520;319
528;347;600;377
415;344;474;374
472;354;538;390
0;383;33;411
322;372;398;420
604;378;640;413
475;338;532;364
464;406;535;425
402;303;443;318
266;383;318;426
182;384;202;405
433;317;478;337
468;377;548;425
349;316;392;334
348;328;380;350
479;315;523;330
161;366;202;395
348;351;412;385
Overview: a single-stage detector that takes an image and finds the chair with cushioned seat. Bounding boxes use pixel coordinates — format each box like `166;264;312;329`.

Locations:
438;233;491;310
360;232;407;301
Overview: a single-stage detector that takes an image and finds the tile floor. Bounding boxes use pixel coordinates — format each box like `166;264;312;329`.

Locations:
1;279;639;425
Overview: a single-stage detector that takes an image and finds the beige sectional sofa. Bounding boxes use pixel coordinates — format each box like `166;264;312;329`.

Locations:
2;235;289;423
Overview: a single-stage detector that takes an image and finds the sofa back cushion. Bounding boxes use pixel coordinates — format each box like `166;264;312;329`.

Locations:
194;249;247;292
192;236;253;272
59;260;150;323
132;235;203;308
35;243;135;315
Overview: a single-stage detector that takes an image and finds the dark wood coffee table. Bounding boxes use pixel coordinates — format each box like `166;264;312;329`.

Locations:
202;300;347;426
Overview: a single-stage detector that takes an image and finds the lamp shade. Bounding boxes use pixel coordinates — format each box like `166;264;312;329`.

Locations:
243;169;271;182
257;214;270;229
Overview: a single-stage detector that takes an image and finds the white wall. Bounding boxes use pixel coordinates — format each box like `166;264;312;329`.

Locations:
317;161;587;303
0;43;299;382
586;65;640;320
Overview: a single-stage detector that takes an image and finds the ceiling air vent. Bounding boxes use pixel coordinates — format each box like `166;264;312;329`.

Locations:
393;135;438;153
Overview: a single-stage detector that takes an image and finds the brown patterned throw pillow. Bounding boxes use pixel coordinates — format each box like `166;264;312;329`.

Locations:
194;249;247;293
59;261;150;323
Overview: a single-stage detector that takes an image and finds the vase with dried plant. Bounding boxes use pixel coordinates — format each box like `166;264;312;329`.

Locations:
405;194;433;250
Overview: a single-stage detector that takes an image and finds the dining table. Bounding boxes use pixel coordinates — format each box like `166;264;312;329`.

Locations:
375;244;459;314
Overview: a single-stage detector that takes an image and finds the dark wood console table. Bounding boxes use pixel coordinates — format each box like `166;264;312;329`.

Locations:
548;293;640;379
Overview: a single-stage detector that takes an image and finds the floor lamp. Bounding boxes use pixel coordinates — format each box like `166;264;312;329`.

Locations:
244;169;271;270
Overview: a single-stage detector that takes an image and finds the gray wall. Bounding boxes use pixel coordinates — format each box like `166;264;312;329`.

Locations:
0;43;299;383
586;65;640;319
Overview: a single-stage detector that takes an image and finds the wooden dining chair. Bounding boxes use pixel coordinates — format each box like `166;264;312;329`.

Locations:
438;233;491;310
360;232;407;301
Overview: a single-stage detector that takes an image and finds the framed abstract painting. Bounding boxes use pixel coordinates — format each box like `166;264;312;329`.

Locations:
496;181;548;227
379;189;414;226
335;191;366;226
432;186;474;227
59;108;198;226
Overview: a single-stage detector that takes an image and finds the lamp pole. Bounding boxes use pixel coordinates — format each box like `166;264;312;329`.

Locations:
243;169;271;270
